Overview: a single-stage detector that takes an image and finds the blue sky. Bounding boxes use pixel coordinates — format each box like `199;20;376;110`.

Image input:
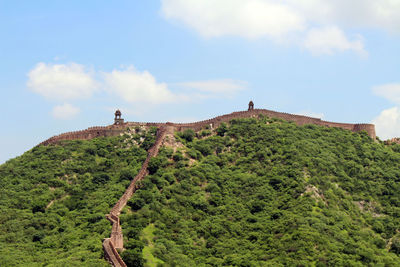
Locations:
1;0;400;163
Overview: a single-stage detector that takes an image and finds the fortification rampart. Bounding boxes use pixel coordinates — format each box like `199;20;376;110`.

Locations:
39;108;376;147
166;109;375;139
103;238;126;267
171;109;374;137
38;125;128;146
103;126;167;267
38;108;375;266
109;127;167;216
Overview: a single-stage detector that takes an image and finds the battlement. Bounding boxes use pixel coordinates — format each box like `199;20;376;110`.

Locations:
38;108;375;146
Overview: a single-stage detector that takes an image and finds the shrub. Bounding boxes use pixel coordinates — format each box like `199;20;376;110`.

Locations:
92;173;110;184
148;156;167;174
181;129;195;142
128;197;146;211
216;123;228;136
32;200;47;213
121;249;144;267
172;152;184;162
119;167;136;181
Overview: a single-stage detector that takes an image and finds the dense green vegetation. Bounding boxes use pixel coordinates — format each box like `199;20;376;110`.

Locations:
121;117;400;266
2;117;400;266
0;127;156;266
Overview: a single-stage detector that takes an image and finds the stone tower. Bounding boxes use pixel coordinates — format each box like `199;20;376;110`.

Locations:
248;101;254;111
114;109;124;125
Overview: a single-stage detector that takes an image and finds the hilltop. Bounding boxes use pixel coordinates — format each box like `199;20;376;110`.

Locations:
117;116;399;266
39;104;376;146
1;110;399;266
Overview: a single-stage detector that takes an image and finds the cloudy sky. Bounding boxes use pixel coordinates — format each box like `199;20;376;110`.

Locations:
1;0;400;163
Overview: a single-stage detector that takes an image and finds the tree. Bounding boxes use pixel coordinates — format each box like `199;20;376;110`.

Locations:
92;172;110;184
148;157;167;174
121;249;144;267
181;129;195;142
216;123;228;136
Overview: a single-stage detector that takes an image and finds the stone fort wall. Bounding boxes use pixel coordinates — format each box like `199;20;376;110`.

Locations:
102;127;167;267
41;110;374;266
169;109;376;140
39;109;376;146
38;126;126;146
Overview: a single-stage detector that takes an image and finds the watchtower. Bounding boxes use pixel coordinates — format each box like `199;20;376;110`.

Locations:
248;101;254;111
114;109;124;125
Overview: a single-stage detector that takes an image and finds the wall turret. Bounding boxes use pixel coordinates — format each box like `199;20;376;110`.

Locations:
248;101;254;111
114;109;124;125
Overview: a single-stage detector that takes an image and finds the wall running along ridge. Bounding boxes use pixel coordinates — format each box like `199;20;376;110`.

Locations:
102;126;167;267
37;109;375;266
39;109;376;146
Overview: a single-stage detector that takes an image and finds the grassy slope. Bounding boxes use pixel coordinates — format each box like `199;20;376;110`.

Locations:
0;127;156;266
141;224;164;266
120;117;400;266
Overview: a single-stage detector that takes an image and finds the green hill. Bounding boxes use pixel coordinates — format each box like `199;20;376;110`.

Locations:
0;127;157;266
1;117;400;266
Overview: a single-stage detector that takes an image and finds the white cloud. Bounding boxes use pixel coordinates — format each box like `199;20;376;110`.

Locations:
27;62;97;100
28;62;249;110
372;107;400;139
372;83;400;104
303;26;366;56
103;67;247;104
161;0;400;55
161;0;304;39
52;103;80;119
102;66;180;104
177;79;247;95
288;0;400;33
372;83;400;139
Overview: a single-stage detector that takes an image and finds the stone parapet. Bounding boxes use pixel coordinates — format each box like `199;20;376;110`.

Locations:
103;238;126;267
103;126;167;266
39;108;375;147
